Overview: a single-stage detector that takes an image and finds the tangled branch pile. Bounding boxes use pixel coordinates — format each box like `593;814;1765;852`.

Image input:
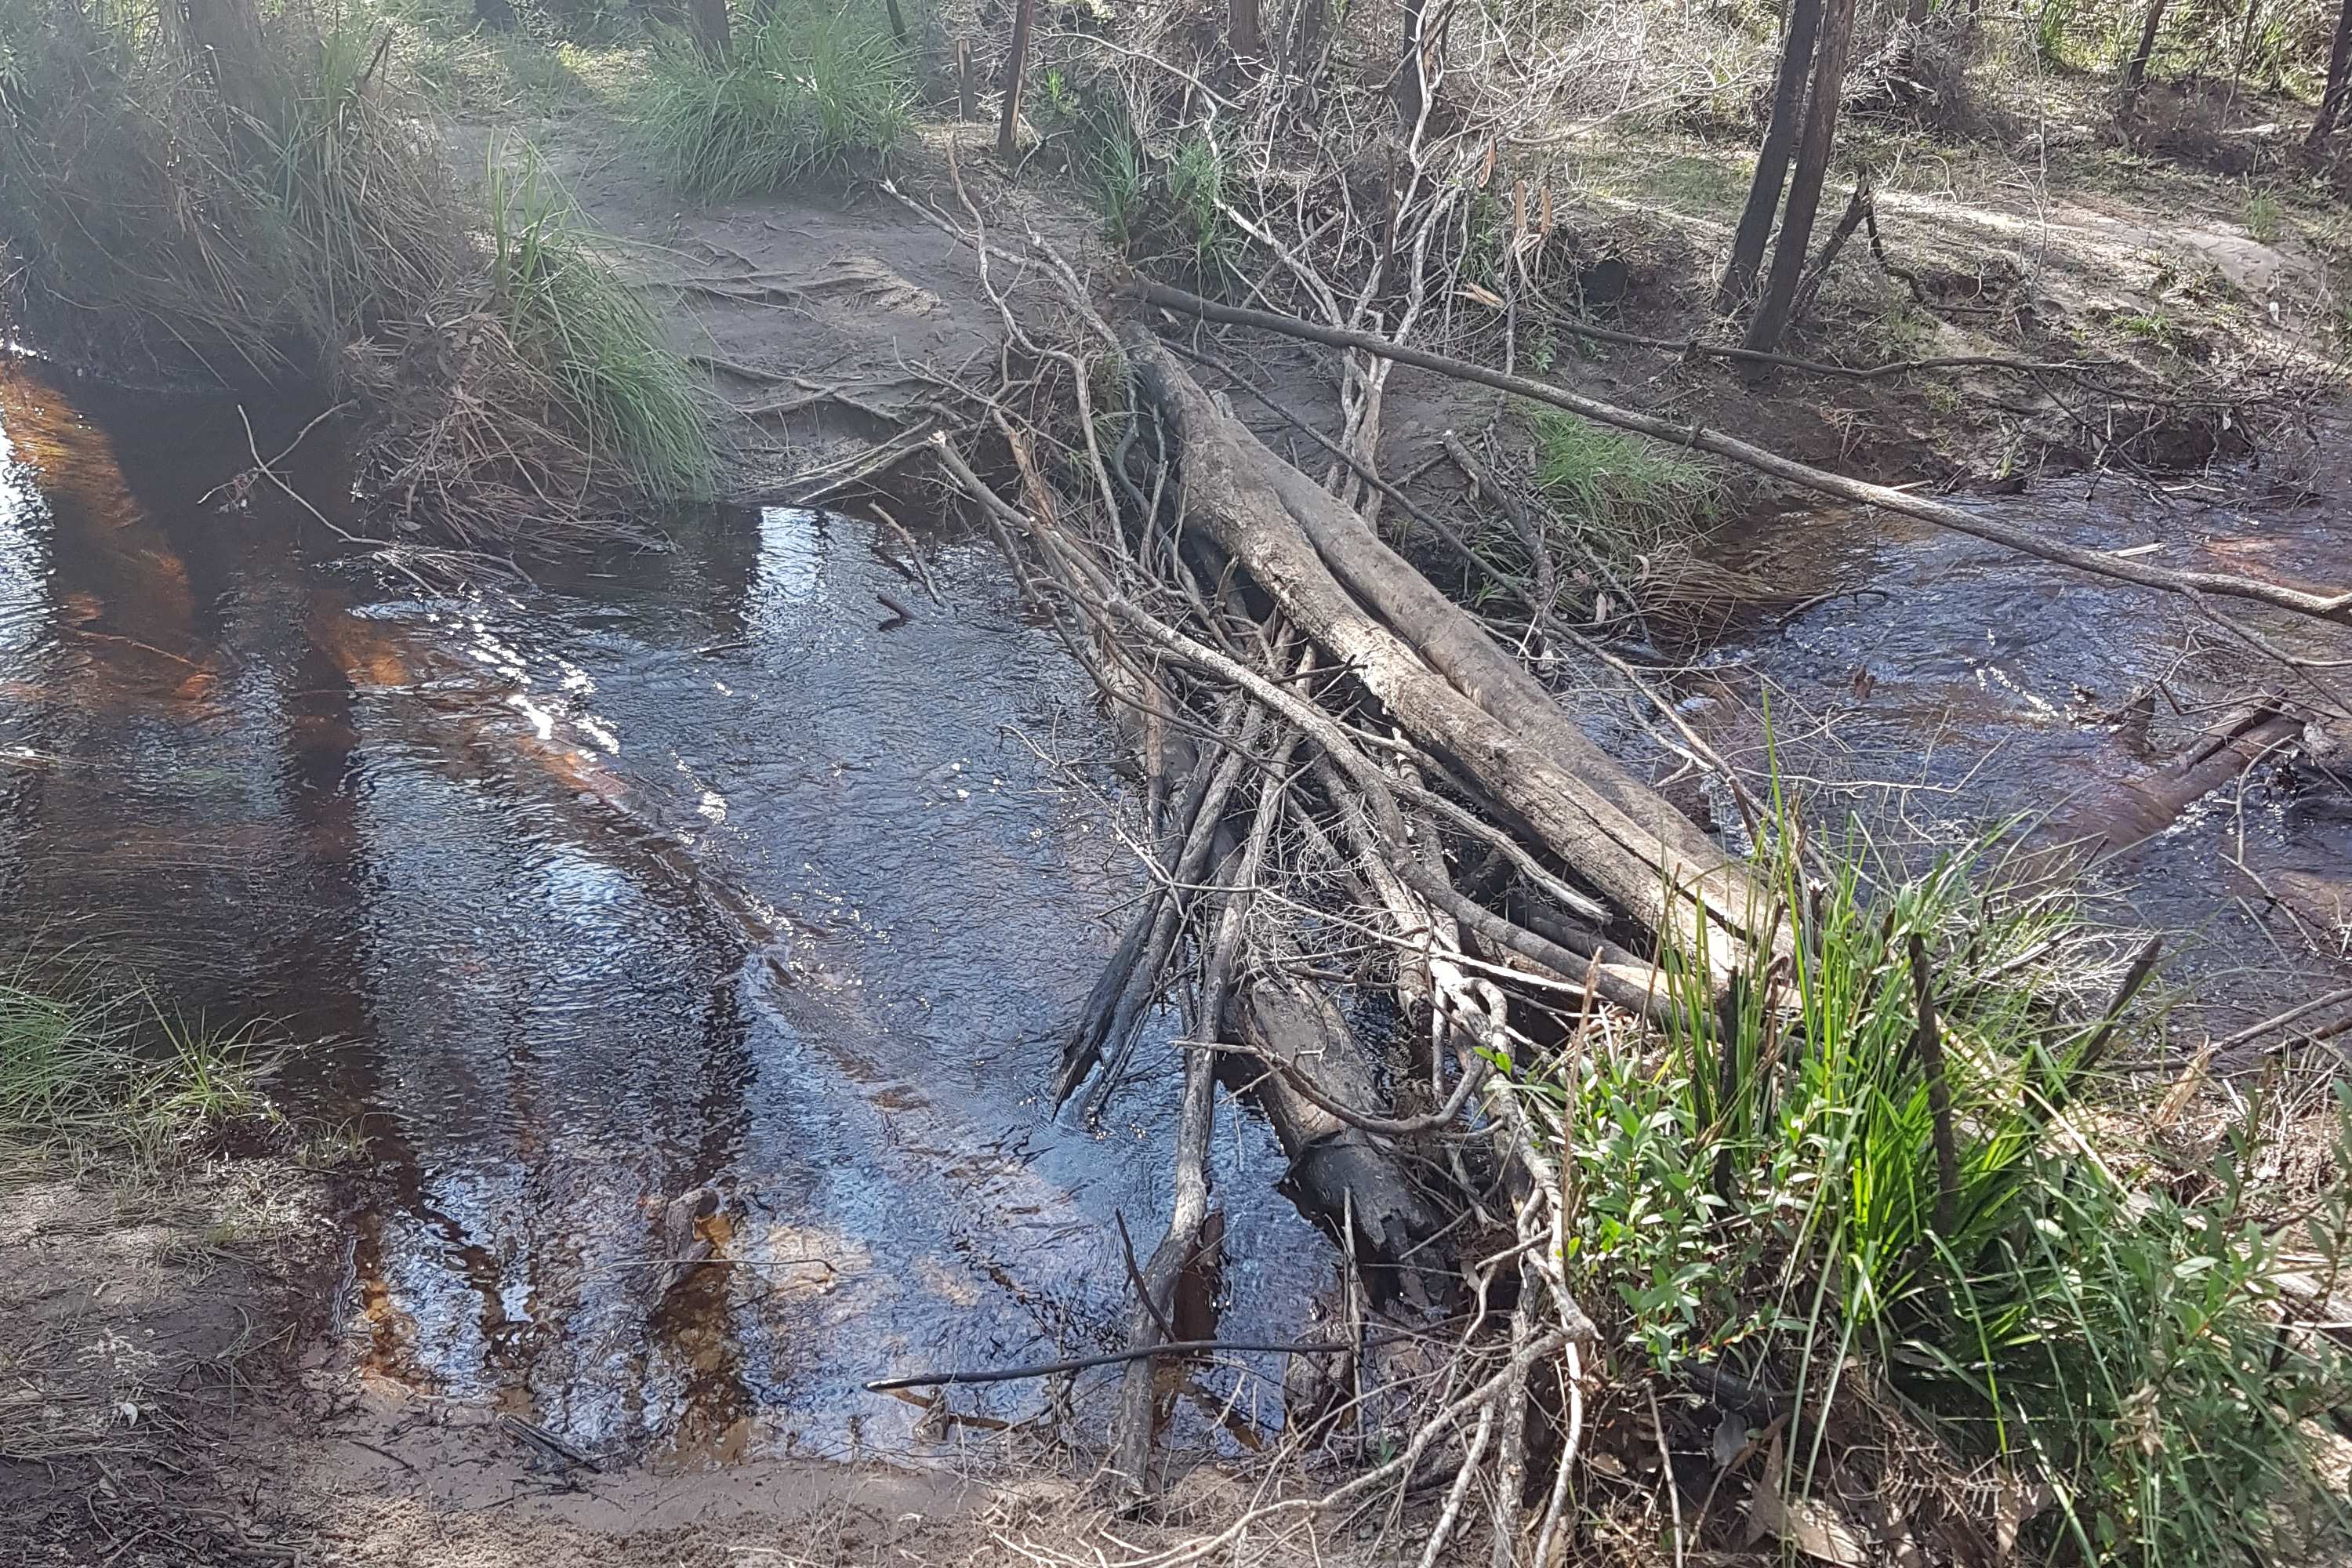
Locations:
0;0;712;554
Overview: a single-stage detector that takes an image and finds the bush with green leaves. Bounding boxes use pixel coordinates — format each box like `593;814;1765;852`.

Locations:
1523;822;2351;1565
633;1;914;198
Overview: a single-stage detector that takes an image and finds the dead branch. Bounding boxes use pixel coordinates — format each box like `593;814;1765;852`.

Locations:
1133;281;2352;627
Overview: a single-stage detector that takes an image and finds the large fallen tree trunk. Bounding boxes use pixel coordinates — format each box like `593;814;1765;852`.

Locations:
1133;343;1779;978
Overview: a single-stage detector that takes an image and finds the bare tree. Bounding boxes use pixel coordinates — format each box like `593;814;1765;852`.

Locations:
2313;0;2352;143
1716;0;1827;314
1742;0;1858;355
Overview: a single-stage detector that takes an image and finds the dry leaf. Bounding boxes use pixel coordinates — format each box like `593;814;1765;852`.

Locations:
1747;1436;1869;1566
1994;1474;2055;1560
1458;283;1506;311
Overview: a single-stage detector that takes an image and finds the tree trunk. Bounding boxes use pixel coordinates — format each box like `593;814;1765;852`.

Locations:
2119;0;2168;118
180;0;274;120
1392;0;1439;126
1742;0;1858;357
1232;0;1265;62
997;0;1036;158
2313;0;2352;143
1716;0;1825;314
686;0;730;59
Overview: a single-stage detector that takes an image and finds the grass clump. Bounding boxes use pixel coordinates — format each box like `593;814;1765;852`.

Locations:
486;154;716;500
1524;826;2350;1566
1530;408;1719;543
0;0;714;550
0;978;273;1160
634;0;913;198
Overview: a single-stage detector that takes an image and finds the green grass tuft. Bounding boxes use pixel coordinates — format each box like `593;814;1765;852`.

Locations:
1530;408;1719;543
0;976;274;1160
633;1;914;198
487;151;717;499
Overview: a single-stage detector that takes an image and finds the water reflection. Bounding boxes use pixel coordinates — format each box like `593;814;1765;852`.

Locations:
0;362;1329;1463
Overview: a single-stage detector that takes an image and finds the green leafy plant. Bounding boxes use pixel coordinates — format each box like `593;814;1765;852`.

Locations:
1519;809;2350;1566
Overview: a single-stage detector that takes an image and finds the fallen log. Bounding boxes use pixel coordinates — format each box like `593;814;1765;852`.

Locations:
1133;343;1777;977
1236;974;1453;1288
1133;280;2352;630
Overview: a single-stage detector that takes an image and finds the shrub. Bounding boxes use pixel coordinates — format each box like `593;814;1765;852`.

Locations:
634;1;914;198
1519;826;2351;1565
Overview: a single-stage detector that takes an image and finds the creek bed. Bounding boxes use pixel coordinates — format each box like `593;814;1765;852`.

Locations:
0;365;1328;1463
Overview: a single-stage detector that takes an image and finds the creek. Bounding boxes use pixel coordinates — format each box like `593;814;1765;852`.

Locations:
0;365;1329;1464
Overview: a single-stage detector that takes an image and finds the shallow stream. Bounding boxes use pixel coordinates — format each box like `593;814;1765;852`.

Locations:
5;360;2350;1468
0;365;1328;1464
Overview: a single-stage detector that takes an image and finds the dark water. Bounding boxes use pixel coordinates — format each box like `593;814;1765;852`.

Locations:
0;365;1329;1463
1682;474;2352;1019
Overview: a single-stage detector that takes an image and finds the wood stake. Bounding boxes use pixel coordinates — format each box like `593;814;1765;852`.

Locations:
997;0;1036;160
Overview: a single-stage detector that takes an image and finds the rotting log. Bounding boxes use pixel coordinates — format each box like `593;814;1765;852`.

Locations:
1236;975;1452;1290
2042;705;2303;862
1134;342;1778;978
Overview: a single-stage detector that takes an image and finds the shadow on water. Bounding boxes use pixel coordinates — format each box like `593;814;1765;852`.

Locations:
0;362;1330;1465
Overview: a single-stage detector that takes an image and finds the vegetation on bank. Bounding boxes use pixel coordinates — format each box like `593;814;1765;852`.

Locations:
634;0;914;196
0;976;273;1161
0;0;713;550
1518;825;2352;1565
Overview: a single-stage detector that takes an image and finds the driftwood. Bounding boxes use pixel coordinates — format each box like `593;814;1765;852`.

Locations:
1134;343;1777;979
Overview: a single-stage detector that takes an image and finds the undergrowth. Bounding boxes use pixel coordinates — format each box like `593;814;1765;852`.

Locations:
633;0;913;198
0;976;273;1161
0;0;713;550
1521;822;2352;1564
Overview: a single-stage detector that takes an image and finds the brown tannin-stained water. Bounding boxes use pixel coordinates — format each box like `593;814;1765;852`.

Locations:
0;365;1330;1465
1682;474;2352;1014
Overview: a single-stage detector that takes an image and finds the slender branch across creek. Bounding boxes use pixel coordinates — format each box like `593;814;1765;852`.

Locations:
1132;279;2352;627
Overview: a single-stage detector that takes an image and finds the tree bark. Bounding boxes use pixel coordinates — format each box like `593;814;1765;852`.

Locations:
686;0;730;60
180;0;275;120
1717;0;1825;314
2119;0;2168;118
1743;0;1858;357
2313;0;2352;143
